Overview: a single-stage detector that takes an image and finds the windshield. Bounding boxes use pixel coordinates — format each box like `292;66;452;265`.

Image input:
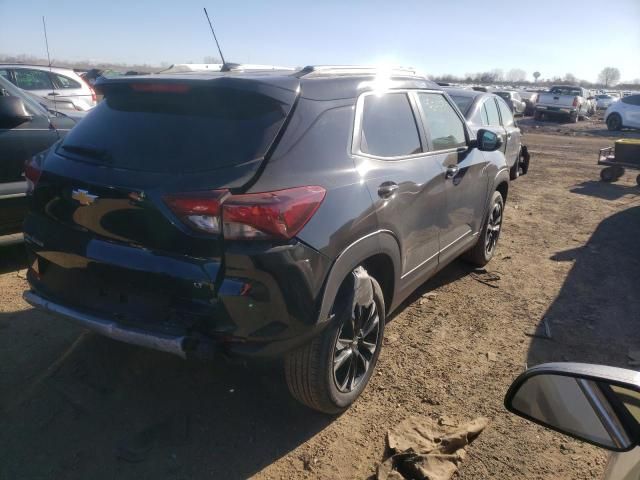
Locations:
448;95;475;115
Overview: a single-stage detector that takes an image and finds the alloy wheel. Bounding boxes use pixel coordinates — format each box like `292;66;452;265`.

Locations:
333;301;380;393
485;201;503;256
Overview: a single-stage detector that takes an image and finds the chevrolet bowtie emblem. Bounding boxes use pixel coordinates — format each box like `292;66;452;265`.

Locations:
71;189;98;206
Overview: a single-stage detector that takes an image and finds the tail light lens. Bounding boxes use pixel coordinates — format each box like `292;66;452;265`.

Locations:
24;154;44;194
164;186;326;240
572;97;579;107
80;76;97;104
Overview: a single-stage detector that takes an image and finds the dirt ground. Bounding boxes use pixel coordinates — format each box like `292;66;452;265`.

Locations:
1;116;639;480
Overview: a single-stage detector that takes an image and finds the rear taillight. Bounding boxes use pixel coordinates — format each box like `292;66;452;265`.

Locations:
24;155;43;194
80;76;97;104
572;97;579;107
164;186;326;240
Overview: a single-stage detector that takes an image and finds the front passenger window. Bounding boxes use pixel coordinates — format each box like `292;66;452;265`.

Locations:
418;93;466;151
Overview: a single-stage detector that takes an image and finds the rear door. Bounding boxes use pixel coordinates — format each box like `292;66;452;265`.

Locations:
354;91;445;280
496;97;521;168
415;91;489;263
621;95;640;128
49;71;93;110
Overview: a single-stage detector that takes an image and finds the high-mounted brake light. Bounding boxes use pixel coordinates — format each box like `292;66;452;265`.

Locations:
130;83;191;94
164;186;326;240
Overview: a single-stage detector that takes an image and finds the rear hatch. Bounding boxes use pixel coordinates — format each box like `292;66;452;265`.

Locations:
26;74;299;330
34;75;298;251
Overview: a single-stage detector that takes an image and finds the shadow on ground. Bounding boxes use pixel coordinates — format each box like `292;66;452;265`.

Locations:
527;205;640;369
0;315;332;480
571;180;639;200
0;239;27;274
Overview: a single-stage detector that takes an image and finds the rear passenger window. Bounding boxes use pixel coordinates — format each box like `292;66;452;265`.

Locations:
14;69;54;90
483;99;501;126
622;95;640;106
360;93;422;157
51;73;81;89
497;99;515;127
418;93;466;151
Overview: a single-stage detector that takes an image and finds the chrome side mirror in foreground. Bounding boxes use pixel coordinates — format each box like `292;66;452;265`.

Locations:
505;363;640;452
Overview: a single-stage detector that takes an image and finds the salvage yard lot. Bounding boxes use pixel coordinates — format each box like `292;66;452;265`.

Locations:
1;126;639;479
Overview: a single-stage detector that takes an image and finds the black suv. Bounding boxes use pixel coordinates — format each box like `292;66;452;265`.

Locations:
23;66;509;413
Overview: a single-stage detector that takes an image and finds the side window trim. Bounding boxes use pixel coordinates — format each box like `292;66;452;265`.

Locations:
352;89;426;161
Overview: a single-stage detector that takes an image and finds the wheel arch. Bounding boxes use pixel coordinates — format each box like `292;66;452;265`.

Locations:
317;230;401;325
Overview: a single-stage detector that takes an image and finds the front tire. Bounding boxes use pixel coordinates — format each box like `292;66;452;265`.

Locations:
284;267;385;414
464;191;504;267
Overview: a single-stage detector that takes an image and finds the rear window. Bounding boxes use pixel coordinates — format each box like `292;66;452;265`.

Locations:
448;95;474;116
51;73;82;89
360;93;422;157
59;84;293;173
549;87;582;96
621;95;640;106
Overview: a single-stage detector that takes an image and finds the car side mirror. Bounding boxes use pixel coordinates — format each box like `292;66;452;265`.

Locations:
505;363;640;452
0;96;32;128
475;129;502;152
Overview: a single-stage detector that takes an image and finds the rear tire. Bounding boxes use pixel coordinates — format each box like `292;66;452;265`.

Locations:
534;111;543;121
464;191;504;267
569;112;579;123
284;267;385;414
607;114;622;131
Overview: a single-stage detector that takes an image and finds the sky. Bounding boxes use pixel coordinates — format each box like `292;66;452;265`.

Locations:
1;0;639;83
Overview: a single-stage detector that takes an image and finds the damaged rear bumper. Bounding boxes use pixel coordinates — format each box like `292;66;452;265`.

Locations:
23;290;215;359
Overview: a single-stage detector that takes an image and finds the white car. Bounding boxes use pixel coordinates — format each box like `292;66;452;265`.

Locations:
605;94;640;131
596;94;619;110
0;64;96;111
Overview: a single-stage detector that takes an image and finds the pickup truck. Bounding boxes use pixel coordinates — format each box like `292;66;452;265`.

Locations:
534;85;592;122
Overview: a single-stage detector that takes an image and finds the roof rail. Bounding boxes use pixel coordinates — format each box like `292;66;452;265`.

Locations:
295;65;418;78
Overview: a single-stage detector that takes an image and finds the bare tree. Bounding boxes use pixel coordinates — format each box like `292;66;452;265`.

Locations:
203;55;221;64
506;68;527;82
564;73;577;84
598;67;621;87
533;71;541;83
490;68;504;82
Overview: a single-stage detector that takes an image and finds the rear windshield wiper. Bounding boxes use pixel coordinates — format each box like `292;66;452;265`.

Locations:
61;144;112;162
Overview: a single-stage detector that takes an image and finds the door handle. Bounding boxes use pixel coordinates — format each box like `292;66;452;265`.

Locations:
445;165;459;179
377;182;398;199
48;92;59;96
